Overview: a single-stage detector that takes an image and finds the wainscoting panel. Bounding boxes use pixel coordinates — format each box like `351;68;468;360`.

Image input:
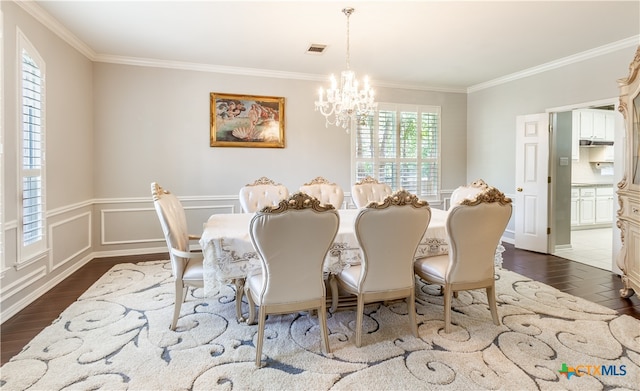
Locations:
98;198;239;248
0;265;47;302
49;212;92;272
101;207;164;245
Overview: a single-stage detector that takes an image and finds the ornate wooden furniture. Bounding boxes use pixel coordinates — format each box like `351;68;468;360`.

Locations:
335;190;431;347
299;176;345;208
351;176;393;208
238;176;289;213
449;179;489;210
414;186;512;333
245;192;339;366
616;46;640;298
151;182;204;330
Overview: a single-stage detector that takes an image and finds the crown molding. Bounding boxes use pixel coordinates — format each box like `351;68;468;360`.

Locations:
16;0;639;95
14;0;96;60
93;53;323;81
467;35;640;93
95;53;469;93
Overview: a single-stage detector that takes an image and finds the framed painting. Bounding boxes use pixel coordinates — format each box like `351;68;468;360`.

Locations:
210;93;285;148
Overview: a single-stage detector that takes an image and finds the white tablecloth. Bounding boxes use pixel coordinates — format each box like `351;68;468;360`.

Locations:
199;208;449;296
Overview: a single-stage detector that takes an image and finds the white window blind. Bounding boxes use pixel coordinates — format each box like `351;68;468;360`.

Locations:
18;31;46;262
353;103;440;200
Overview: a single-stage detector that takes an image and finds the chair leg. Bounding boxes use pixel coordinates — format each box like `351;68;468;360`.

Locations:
245;286;257;325
355;295;364;347
255;307;267;367
329;275;339;313
443;285;453;334
486;285;500;326
408;291;418;337
234;278;246;322
171;280;185;330
318;302;331;354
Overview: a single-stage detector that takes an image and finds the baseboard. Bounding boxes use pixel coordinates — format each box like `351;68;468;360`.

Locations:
1;252;94;324
1;246;168;325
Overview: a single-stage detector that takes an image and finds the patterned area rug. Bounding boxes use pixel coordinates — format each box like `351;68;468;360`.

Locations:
2;261;639;390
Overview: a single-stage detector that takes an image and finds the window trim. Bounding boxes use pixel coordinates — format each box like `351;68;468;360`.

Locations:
350;102;442;202
16;28;47;265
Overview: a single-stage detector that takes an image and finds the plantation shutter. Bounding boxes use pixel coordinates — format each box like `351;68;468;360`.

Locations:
19;33;46;263
354;104;440;200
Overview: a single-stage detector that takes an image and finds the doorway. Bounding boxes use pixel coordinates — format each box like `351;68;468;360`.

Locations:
548;100;621;271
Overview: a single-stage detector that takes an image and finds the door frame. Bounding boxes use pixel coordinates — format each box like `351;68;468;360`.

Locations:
546;97;622;272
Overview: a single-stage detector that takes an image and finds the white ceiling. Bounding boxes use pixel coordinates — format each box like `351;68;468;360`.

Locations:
30;1;640;92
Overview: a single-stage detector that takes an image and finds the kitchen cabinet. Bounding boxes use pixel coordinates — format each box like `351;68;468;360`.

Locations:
595;187;614;224
570;188;579;226
571;185;614;227
574;109;615;141
578;187;596;225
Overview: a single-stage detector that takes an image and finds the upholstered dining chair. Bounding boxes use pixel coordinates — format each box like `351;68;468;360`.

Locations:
151;182;204;330
448;179;489;211
239;176;289;213
351;176;393;208
245;192;340;367
299;176;344;208
414;186;512;333
335;190;431;347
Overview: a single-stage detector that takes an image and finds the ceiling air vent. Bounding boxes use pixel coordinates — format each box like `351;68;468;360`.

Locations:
306;44;327;55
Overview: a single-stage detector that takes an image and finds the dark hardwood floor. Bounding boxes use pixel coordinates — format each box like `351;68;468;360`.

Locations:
2;245;639;365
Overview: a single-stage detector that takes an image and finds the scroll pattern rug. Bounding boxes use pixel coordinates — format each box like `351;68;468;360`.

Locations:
2;260;639;390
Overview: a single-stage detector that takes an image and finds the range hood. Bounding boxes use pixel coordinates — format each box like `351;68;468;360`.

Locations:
579;139;614;146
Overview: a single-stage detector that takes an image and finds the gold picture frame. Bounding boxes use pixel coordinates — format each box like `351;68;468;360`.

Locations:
210;93;285;148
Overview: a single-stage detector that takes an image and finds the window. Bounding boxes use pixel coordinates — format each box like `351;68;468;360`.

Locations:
18;30;46;263
352;103;440;200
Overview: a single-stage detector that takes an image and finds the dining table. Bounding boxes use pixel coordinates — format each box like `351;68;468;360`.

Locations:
199;208;450;320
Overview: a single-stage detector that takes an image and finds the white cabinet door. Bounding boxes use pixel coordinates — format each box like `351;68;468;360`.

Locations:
579;111;594;138
604;112;615;141
570;199;579;226
595;187;614;224
570;187;580;226
579;187;596;225
592;111;606;139
595;197;613;223
626;223;640;296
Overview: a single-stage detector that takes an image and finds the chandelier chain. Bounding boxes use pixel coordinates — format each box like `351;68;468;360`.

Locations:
344;7;351;70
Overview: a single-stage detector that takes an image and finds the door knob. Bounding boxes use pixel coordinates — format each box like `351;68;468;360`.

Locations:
517;187;523;192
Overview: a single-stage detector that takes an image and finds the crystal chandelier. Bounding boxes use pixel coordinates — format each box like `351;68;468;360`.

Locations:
315;7;377;131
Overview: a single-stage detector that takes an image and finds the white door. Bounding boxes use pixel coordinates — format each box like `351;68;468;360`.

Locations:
515;113;550;253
